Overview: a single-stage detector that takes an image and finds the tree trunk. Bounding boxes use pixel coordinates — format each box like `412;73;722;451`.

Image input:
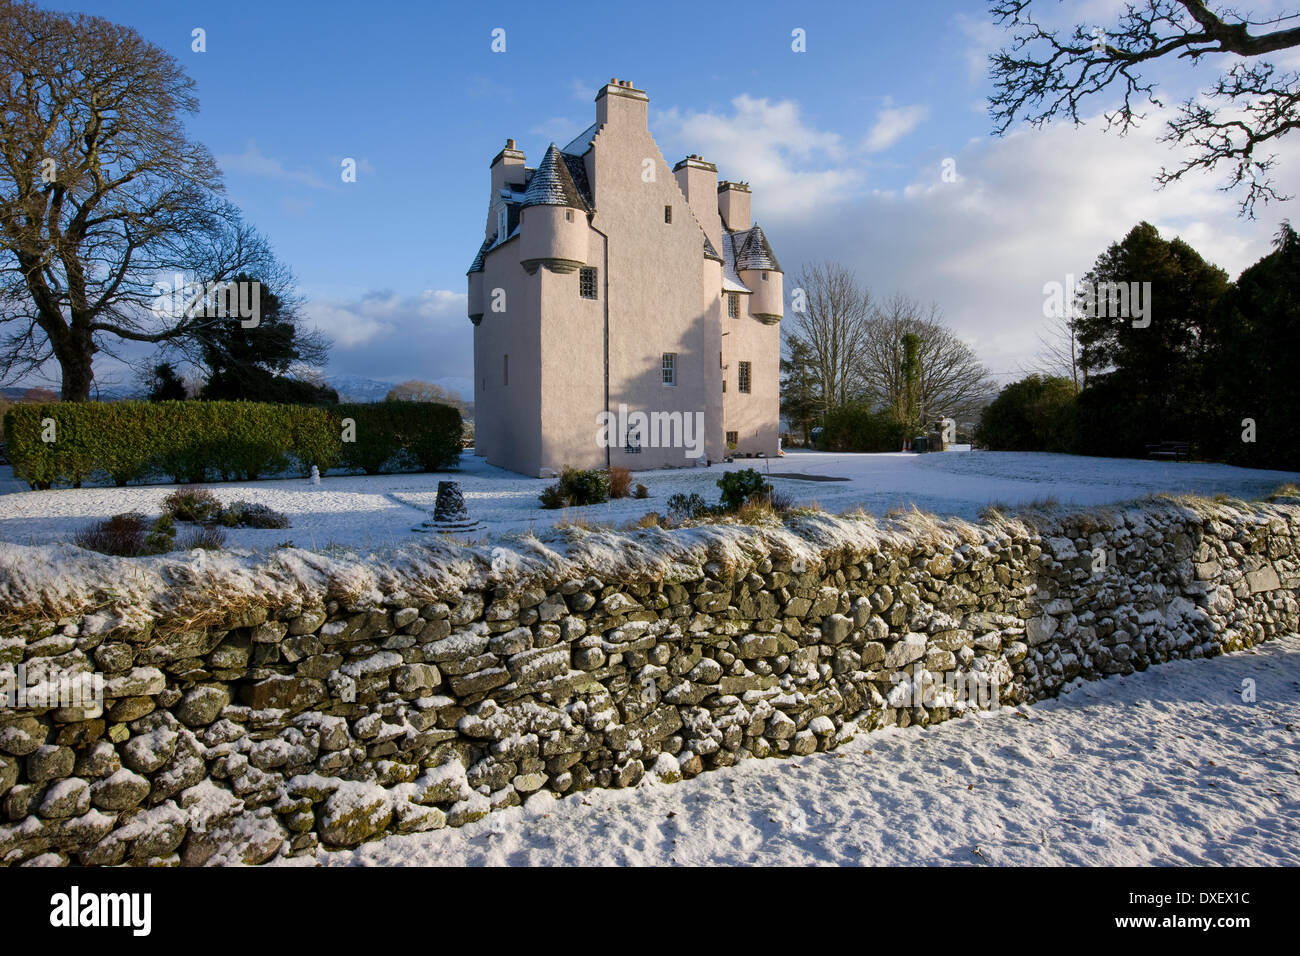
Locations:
56;333;96;402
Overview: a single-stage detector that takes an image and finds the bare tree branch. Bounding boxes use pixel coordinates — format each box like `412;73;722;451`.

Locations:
989;0;1300;216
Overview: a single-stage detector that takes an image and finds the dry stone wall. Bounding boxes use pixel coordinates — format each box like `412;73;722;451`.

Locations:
1;495;1298;865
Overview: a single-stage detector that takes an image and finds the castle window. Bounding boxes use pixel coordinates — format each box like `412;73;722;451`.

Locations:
497;206;507;242
579;267;598;299
625;427;642;454
504;354;509;386
726;431;738;447
761;271;768;280
662;352;676;386
738;361;751;394
565;209;574;222
727;293;739;318
664;205;672;224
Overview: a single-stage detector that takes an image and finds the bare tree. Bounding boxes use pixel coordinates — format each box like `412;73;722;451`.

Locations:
0;0;289;399
784;261;872;414
1025;313;1084;390
857;294;996;426
385;380;464;406
989;1;1300;216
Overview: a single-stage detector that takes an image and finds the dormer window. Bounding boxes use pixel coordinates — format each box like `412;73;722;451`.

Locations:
497;206;507;241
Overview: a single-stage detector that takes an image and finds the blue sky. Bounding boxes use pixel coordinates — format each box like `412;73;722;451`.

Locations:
38;0;1300;395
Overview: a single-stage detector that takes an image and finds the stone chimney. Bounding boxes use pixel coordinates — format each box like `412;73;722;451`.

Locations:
673;155;721;251
718;181;751;232
595;78;648;129
487;138;526;237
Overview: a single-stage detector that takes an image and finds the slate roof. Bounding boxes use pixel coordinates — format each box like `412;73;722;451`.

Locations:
560;153;593;211
562;122;598;156
718;232;750;293
703;235;722;263
732;224;782;272
521;144;589;210
467;236;492;275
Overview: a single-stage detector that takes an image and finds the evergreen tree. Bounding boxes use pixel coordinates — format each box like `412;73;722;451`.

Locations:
1074;222;1230;457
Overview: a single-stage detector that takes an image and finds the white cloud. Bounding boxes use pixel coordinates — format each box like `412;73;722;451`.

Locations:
864;103;930;153
216;140;325;189
303;289;470;381
778;106;1300;383
656;94;861;219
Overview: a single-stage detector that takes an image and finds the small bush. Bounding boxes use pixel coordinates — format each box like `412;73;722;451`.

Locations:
144;514;177;554
73;512;175;557
630;512;663;529
163;487;223;524
633;483;649;499
768;487;794;514
540;466;610;509
607;466;632;499
538;484;569;509
179;526;227;550
734;497;781;524
717;468;772;511
221;500;290;529
666;492;709;522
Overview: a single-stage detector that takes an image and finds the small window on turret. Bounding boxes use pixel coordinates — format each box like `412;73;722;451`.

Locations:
761;272;768;280
579;267;597;299
565;210;574;222
664;205;672;224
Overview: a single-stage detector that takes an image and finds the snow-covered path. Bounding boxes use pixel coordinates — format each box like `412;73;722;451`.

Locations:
309;635;1300;867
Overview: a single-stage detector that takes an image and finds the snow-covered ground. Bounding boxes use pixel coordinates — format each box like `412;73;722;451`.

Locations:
299;634;1300;867
1;449;1297;550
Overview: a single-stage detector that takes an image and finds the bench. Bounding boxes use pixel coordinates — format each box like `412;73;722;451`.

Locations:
1146;440;1191;462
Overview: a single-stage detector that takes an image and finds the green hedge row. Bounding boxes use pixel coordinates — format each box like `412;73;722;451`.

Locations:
2;400;462;489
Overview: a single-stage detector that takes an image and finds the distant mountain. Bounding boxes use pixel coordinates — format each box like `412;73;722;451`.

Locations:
325;376;396;403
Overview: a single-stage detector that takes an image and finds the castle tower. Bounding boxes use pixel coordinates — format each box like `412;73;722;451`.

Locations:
519;144;590;275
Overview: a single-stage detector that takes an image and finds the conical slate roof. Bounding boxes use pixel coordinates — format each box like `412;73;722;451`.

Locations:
734;224;782;272
521;144;588;210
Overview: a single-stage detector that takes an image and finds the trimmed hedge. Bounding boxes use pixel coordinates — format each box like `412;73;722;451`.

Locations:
3;400;462;489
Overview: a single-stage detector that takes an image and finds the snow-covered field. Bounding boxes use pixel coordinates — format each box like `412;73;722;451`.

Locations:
1;449;1297;551
299;634;1300;867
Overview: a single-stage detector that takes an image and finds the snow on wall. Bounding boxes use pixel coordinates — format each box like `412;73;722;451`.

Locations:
0;494;1297;864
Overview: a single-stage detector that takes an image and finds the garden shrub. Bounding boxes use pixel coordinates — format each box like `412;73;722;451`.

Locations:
539;466;610;509
818;404;911;453
72;512;175;557
717;468;772;511
3;398;460;488
178;526;227;551
219;500;290;529
163;487;223;524
666;492;709;522
608;466;632;499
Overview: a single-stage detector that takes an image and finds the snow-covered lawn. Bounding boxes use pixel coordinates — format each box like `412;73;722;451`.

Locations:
2;450;1300;554
1;449;1298;551
300;634;1300;867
